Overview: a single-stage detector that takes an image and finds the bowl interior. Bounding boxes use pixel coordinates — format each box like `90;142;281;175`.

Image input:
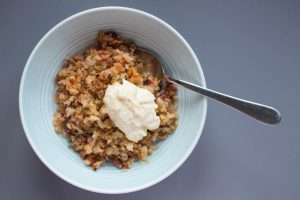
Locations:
19;7;207;193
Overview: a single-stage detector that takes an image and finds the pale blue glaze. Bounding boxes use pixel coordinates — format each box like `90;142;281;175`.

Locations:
19;7;207;194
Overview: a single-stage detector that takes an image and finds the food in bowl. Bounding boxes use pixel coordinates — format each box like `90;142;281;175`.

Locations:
53;32;178;170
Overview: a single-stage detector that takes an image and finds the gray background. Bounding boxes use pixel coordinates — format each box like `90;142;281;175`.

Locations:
0;0;299;199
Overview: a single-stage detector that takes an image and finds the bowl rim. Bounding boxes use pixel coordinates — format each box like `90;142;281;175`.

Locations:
19;6;207;194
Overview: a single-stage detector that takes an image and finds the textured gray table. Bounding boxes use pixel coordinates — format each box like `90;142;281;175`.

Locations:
1;0;299;199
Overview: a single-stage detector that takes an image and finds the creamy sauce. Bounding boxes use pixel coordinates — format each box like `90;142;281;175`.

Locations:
103;80;160;142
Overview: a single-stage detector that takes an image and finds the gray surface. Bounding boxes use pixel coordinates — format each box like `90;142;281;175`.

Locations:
0;0;299;199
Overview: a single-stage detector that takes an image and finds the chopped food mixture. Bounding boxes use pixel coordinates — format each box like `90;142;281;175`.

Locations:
53;32;178;170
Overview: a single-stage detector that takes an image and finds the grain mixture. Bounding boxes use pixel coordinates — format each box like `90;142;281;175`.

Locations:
54;32;178;170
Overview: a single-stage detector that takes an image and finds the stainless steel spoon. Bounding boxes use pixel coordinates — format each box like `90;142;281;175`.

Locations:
135;48;281;125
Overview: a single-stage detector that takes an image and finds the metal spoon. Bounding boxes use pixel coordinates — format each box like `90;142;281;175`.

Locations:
135;48;281;125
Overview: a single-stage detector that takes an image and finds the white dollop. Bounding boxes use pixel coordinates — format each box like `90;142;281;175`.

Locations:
103;80;160;142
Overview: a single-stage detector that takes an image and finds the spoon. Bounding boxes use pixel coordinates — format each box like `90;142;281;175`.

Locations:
135;48;281;125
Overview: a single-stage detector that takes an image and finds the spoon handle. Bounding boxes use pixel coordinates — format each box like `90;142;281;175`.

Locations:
170;78;281;125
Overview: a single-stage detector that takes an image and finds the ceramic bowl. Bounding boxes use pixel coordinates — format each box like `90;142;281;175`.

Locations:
19;7;207;193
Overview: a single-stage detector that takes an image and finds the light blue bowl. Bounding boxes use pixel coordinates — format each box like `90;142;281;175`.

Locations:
19;7;207;193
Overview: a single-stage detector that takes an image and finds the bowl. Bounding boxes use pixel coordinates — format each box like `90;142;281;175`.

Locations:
19;7;207;194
